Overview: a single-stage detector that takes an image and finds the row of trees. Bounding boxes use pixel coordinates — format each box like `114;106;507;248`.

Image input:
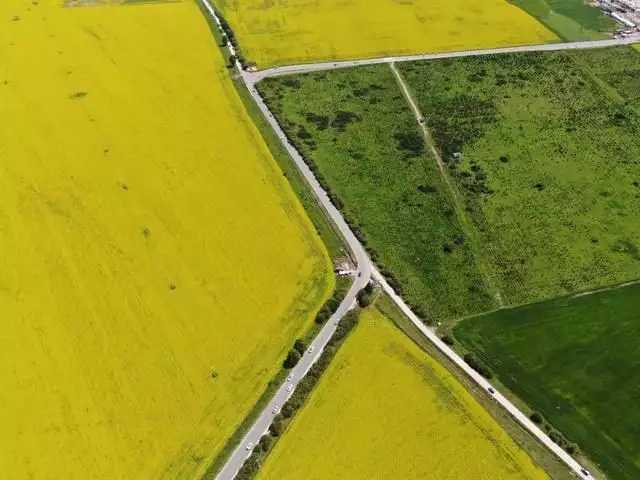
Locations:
463;352;493;379
234;310;361;480
214;9;247;68
529;411;579;455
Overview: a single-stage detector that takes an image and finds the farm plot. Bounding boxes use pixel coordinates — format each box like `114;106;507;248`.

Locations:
455;282;640;480
258;66;495;323
568;46;640;112
214;0;557;68
400;46;640;306
257;308;549;480
0;1;332;479
508;0;616;40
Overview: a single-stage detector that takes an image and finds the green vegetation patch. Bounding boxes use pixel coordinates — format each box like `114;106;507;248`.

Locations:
510;0;616;40
400;46;640;306
454;282;640;480
258;66;495;323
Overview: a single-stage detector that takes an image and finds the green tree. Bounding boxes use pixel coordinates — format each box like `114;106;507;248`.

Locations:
283;349;301;368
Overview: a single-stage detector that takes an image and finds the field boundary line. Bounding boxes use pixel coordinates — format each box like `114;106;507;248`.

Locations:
389;62;503;308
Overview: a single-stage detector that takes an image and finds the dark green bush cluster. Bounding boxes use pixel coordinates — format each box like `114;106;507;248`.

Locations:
315;286;347;324
215;10;247;67
441;334;455;346
393;131;425;158
529;411;579;455
463;352;492;379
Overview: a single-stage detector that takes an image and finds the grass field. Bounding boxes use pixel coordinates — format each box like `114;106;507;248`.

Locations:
400;46;640;306
0;1;332;478
257;308;548;480
258;66;495;323
214;0;557;67
454;282;640;480
508;0;616;40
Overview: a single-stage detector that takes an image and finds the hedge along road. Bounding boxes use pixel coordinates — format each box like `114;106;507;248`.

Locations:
199;1;598;478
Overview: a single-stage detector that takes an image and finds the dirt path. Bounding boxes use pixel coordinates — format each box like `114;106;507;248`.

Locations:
389;62;503;308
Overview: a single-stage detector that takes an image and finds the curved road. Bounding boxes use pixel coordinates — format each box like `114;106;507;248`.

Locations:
201;0;603;477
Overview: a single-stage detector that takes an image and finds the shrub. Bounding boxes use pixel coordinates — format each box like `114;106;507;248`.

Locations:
530;411;543;424
357;291;371;308
441;334;455;346
293;339;306;355
463;352;492;379
283;349;301;369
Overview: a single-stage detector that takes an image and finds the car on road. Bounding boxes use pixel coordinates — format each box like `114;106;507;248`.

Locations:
580;468;591;478
487;387;495;395
287;384;294;392
307;346;314;354
245;442;253;452
272;405;280;414
287;373;294;382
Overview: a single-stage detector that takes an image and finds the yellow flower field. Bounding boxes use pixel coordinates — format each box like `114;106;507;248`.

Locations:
258;309;548;480
634;44;640;53
0;1;332;478
216;0;558;67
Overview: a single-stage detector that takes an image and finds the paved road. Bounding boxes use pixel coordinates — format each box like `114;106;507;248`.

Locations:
201;1;597;478
371;266;593;479
249;37;640;83
200;2;372;479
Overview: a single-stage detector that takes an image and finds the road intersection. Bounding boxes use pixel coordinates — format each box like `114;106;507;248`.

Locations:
200;1;614;477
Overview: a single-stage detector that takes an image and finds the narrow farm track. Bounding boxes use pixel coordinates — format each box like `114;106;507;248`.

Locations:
200;1;608;478
389;62;504;308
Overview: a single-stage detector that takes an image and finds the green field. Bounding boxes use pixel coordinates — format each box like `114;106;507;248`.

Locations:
454;282;640;480
400;46;640;306
258;67;495;323
509;0;616;40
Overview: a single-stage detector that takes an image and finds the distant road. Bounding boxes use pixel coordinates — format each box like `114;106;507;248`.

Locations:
201;0;601;477
249;37;640;83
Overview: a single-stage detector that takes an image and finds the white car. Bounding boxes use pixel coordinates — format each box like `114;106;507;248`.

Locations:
307;346;314;354
272;405;280;415
287;373;294;382
245;442;253;451
287;384;294;392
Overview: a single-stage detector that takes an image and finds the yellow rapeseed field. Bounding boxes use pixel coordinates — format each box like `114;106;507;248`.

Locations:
258;309;549;480
0;1;332;478
633;44;640;53
216;0;558;67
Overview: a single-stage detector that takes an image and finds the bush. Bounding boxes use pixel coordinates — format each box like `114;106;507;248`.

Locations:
530;411;543;424
441;334;455;346
357;291;371;308
463;352;492;379
283;349;301;369
259;434;273;452
293;339;306;355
